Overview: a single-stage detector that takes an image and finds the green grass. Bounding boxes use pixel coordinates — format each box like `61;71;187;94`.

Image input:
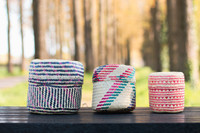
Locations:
135;67;152;107
0;67;200;107
81;72;93;107
185;82;200;106
0;66;27;78
0;82;28;106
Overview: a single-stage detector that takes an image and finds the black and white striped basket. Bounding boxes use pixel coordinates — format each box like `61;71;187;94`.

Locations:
27;59;84;114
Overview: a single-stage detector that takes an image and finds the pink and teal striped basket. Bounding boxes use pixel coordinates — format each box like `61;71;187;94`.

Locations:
92;64;136;112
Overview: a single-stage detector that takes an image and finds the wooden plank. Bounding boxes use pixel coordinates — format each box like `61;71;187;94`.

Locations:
0;107;199;133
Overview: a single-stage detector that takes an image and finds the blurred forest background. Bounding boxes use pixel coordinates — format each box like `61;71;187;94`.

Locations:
0;0;200;107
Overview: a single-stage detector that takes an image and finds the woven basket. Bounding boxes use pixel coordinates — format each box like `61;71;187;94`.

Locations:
148;72;185;113
92;64;136;112
27;59;84;114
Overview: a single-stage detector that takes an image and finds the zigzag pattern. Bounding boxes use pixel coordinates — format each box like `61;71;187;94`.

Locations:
148;72;185;113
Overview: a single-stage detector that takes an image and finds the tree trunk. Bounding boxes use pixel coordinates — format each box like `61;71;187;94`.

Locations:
167;0;181;72
167;0;199;82
98;0;101;65
58;0;63;59
20;0;25;72
105;1;108;64
120;44;125;64
98;0;107;66
33;0;47;59
186;0;199;85
106;0;115;64
91;0;99;68
46;0;53;58
84;0;94;72
125;39;130;65
113;0;117;64
118;43;122;64
151;0;162;71
6;0;13;73
54;0;59;58
72;0;80;61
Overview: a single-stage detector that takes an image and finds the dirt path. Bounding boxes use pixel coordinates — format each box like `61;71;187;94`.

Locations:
0;76;28;89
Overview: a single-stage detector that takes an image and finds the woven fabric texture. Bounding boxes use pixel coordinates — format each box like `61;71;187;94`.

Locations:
29;59;84;84
92;64;136;112
148;72;185;113
27;59;84;114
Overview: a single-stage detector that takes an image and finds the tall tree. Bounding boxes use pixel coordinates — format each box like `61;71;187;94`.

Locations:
84;0;94;72
120;44;125;64
141;28;155;69
58;0;63;59
98;0;107;66
72;0;80;61
98;0;102;65
106;0;115;64
6;0;13;73
113;0;117;64
187;0;199;85
54;0;63;59
151;0;162;71
33;0;47;59
19;0;25;71
104;1;108;64
90;0;99;68
125;39;130;65
167;0;199;82
167;0;181;73
53;0;59;58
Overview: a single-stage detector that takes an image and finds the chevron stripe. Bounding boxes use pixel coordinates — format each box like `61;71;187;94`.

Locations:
27;84;81;112
93;65;119;82
95;69;135;111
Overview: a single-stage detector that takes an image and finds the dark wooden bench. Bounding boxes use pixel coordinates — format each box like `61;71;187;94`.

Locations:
0;107;200;133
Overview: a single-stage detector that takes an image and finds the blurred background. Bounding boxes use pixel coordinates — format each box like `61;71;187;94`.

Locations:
0;0;200;107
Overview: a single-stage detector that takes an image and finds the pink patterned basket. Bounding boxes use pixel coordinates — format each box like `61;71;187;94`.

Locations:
148;72;185;113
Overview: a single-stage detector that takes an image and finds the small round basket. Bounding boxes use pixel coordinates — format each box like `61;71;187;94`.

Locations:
92;64;136;112
148;72;185;113
27;59;84;114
